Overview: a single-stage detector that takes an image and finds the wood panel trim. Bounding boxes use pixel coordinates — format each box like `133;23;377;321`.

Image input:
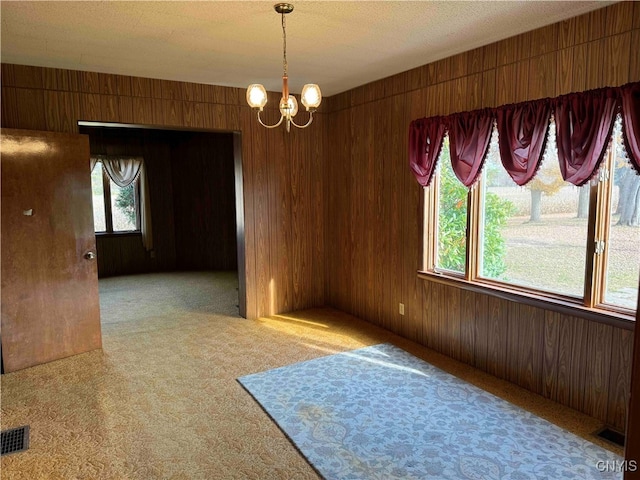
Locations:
233;132;247;318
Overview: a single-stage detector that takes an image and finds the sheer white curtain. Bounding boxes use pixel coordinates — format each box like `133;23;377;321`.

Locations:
91;155;153;251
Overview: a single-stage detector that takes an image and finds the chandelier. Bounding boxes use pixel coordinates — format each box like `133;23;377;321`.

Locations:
246;3;322;132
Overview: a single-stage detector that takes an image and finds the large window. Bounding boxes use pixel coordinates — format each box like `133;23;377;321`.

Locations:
425;118;639;315
91;160;140;233
479;123;591;298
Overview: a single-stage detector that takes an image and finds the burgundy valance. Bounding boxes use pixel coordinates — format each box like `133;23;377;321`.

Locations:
449;109;493;187
621;83;640;175
409;116;446;187
409;82;640;188
496;101;550;186
554;88;617;186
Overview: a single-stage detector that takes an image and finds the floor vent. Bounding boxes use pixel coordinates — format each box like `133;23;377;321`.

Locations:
596;427;625;447
1;425;30;456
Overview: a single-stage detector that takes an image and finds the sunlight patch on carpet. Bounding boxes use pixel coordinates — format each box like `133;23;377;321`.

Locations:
238;343;622;480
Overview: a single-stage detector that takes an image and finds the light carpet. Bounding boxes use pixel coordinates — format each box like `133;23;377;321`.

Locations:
239;343;623;480
0;272;622;479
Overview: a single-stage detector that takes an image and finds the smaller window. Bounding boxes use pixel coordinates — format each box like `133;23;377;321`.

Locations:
90;160;140;233
110;182;138;232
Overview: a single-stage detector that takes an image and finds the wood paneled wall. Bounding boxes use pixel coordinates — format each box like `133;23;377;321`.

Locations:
1;65;326;318
625;291;640;477
324;2;639;431
1;0;636;431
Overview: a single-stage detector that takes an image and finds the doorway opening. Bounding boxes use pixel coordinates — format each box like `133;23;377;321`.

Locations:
79;123;247;319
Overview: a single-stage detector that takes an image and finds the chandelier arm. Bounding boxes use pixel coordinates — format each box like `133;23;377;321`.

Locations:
257;110;285;129
289;111;315;129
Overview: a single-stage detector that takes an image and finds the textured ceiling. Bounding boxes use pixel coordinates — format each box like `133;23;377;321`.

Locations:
1;1;614;97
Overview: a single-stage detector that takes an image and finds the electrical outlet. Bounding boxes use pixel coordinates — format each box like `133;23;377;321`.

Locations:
399;303;405;315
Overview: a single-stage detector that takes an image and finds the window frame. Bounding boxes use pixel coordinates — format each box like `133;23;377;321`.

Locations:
422;144;637;326
429;151;469;278
93;162;141;235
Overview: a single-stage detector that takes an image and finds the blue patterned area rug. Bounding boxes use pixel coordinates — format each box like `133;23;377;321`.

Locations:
237;343;622;480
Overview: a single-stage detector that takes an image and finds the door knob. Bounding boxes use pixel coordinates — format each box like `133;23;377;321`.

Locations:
84;251;96;260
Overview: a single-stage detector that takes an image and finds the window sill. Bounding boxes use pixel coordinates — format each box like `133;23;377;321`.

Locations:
417;270;635;330
95;231;141;238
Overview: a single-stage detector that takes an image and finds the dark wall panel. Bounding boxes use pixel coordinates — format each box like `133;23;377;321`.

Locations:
171;132;237;270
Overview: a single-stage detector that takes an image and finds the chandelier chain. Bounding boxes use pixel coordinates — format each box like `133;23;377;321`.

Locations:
282;13;288;77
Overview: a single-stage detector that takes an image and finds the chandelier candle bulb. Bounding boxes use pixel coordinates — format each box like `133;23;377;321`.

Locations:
246;84;268;110
246;3;321;132
301;84;321;111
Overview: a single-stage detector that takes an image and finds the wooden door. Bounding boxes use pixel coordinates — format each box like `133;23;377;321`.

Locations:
1;129;101;373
